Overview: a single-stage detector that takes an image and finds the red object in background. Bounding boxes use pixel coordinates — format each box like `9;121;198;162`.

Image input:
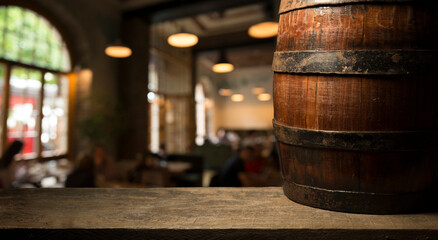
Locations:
6;95;37;155
245;157;265;174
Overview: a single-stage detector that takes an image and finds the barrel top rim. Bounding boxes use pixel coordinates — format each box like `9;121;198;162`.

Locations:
279;0;422;14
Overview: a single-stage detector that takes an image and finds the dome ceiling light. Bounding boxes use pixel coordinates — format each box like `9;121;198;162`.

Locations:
212;50;234;73
231;94;244;102
219;88;233;96
168;32;199;48
248;21;279;39
258;93;271;101
252;87;265;95
105;41;132;58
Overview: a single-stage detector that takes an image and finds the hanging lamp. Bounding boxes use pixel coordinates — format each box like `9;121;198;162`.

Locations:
219;88;233;96
168;32;198;48
252;87;265;95
105;40;132;58
248;4;279;39
212;50;234;73
257;93;271;101
231;94;244;102
167;22;198;48
248;21;278;39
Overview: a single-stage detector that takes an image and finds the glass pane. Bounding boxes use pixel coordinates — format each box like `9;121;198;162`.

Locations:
60;45;71;72
4;32;20;60
0;64;4;154
0;7;6;31
22;9;38;33
41;73;68;157
35;43;50;68
50;44;61;70
37;18;51;43
0;7;5;59
7;67;42;160
0;29;3;59
50;27;62;46
6;6;22;33
20;35;35;65
20;10;37;65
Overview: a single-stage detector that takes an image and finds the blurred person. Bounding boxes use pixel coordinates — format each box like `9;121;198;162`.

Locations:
226;130;240;150
65;154;95;187
239;148;282;187
0;140;23;188
94;145;116;185
241;130;259;147
242;130;274;158
158;143;167;160
244;143;265;174
217;128;229;145
210;146;254;187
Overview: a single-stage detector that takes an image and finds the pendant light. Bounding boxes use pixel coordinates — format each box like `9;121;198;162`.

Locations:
105;40;132;58
168;32;198;48
248;21;278;39
219;88;233;96
105;20;132;58
167;22;198;48
212;50;234;73
231;94;244;102
257;93;271;101
248;4;279;39
218;82;233;96
252;87;265;95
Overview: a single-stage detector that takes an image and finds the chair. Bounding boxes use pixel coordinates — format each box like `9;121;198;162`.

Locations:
192;144;232;171
166;154;204;187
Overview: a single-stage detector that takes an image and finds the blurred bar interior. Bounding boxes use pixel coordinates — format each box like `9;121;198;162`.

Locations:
0;0;282;189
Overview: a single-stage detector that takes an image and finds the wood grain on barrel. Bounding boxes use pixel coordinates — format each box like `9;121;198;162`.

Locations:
276;5;437;51
274;4;438;130
274;74;437;131
1;188;438;239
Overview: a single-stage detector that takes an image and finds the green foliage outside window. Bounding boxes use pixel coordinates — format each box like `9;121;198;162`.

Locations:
0;64;4;79
0;6;70;72
11;66;41;82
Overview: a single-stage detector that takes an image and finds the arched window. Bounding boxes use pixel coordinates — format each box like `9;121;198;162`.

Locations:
0;6;71;71
0;5;72;161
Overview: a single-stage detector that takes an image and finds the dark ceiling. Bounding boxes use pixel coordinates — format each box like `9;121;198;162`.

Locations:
122;0;279;68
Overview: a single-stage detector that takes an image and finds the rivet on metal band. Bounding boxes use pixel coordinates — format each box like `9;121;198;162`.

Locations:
273;120;436;151
279;0;421;14
272;50;436;75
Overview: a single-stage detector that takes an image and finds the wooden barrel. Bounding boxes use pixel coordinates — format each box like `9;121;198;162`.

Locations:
273;0;438;213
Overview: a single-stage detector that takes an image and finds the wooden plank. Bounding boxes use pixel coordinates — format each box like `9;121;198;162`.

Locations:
0;188;438;239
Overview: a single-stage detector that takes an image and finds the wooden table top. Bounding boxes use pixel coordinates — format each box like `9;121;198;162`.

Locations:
1;187;437;239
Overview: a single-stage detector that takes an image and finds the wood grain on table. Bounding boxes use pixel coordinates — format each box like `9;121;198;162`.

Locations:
1;187;438;239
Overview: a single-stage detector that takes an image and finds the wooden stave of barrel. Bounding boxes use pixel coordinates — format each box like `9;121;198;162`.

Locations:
273;0;438;214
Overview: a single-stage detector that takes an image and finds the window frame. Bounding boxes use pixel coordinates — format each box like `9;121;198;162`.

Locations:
0;4;74;162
